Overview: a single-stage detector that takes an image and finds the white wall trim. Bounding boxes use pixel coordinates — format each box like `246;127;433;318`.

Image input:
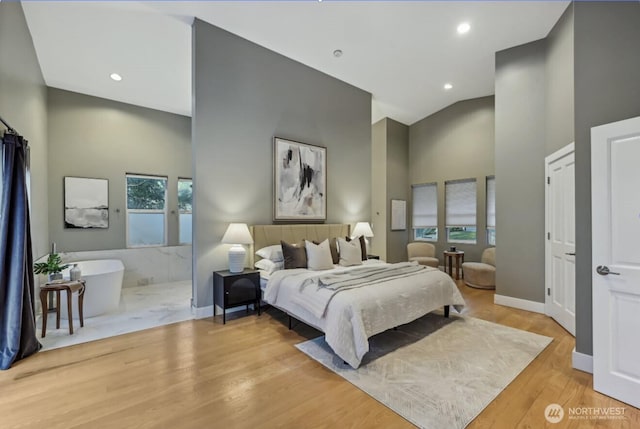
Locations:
193;304;257;320
572;348;593;374
494;294;545;314
193;305;213;319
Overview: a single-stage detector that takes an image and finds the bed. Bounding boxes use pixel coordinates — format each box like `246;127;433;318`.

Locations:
251;224;465;369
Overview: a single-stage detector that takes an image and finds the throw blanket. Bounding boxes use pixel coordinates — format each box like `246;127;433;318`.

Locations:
292;262;428;318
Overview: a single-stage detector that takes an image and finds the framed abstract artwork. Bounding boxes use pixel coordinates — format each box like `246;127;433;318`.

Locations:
274;137;327;221
391;199;406;231
64;176;109;228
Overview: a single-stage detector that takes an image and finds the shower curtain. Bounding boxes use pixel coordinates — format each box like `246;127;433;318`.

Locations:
0;132;41;370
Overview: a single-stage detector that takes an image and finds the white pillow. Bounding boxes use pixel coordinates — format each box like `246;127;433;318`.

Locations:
304;239;334;271
255;244;284;262
337;238;363;267
255;259;284;274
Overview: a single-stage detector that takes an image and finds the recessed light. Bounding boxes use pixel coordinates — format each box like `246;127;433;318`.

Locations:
110;73;122;82
457;22;471;35
333;49;343;58
444;83;453;90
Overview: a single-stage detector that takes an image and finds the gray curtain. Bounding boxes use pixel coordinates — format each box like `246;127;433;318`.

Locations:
0;132;41;370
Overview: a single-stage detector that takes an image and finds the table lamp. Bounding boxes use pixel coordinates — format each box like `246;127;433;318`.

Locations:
352;222;374;253
221;223;254;273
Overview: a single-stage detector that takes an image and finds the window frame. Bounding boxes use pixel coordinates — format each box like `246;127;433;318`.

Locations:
126;173;168;248
412;182;438;242
486;176;496;246
445;178;477;244
177;177;192;245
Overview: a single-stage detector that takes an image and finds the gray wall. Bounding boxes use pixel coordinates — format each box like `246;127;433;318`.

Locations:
409;96;495;265
495;41;547;302
545;4;574;156
371;119;387;260
0;2;49;259
386;119;409;263
47;88;191;252
573;1;640;356
192;20;372;309
370;118;409;263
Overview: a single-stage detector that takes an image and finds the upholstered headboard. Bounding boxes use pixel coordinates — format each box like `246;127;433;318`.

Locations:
250;224;350;264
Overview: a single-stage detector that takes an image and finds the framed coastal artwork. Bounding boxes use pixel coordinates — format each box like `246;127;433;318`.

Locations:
274;137;327;221
64;176;109;229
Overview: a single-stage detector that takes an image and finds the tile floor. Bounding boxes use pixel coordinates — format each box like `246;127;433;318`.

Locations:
38;280;193;351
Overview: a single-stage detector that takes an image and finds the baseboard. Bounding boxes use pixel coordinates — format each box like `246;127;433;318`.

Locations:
193;305;213;319
193;304;258;320
572;348;593;374
494;294;545;314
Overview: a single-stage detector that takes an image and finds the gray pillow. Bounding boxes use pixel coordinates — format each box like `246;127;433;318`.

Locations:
281;240;308;269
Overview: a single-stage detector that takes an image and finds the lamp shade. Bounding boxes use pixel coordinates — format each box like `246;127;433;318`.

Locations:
221;223;253;245
352;222;374;238
221;223;253;273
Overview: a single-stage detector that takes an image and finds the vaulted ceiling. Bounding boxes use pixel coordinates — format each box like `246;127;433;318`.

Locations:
23;1;569;125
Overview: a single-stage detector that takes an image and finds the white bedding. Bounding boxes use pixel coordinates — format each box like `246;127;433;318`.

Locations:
263;261;465;368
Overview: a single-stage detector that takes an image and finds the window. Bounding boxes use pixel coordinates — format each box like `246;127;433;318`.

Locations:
178;178;192;244
412;183;438;241
445;179;477;243
126;174;167;247
486;176;496;245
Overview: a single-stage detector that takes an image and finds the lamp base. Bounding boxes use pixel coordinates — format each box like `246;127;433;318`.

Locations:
228;245;246;273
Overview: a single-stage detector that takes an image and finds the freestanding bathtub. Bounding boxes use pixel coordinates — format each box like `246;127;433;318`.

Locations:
59;259;125;319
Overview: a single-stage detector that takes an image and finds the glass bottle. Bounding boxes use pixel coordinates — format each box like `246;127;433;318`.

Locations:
70;264;82;281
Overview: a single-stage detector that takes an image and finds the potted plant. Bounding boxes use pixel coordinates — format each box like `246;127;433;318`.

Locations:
34;253;70;282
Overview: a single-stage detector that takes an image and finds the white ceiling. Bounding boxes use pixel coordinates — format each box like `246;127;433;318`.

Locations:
22;1;569;125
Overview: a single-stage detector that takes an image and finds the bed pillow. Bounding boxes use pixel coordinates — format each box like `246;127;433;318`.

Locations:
338;238;363;266
255;244;284;262
313;237;339;264
281;240;307;269
329;237;340;264
254;258;284;274
305;239;334;271
346;235;367;261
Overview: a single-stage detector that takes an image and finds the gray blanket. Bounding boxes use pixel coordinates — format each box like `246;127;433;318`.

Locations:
308;262;426;291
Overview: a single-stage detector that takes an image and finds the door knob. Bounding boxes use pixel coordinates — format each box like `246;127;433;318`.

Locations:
596;265;620;276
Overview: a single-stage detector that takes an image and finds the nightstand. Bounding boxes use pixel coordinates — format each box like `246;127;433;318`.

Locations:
213;270;261;324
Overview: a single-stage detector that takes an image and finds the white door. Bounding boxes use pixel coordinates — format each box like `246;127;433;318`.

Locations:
592;116;640;408
545;143;576;335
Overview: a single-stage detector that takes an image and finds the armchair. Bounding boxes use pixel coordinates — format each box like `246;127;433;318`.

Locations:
462;247;496;289
407;242;439;268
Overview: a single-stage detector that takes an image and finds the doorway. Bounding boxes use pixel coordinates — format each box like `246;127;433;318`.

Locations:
591;116;640;408
544;143;576;335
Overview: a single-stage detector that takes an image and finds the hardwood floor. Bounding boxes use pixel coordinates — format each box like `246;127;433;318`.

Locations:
1;281;638;429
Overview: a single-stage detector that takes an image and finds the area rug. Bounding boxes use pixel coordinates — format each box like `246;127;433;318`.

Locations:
295;313;552;429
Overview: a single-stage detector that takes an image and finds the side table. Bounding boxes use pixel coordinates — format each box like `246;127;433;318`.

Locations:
39;280;85;337
443;250;465;280
213;270;261;324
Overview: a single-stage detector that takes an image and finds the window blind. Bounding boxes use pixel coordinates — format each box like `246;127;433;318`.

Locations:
412;183;437;228
486;176;496;228
445;179;476;226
